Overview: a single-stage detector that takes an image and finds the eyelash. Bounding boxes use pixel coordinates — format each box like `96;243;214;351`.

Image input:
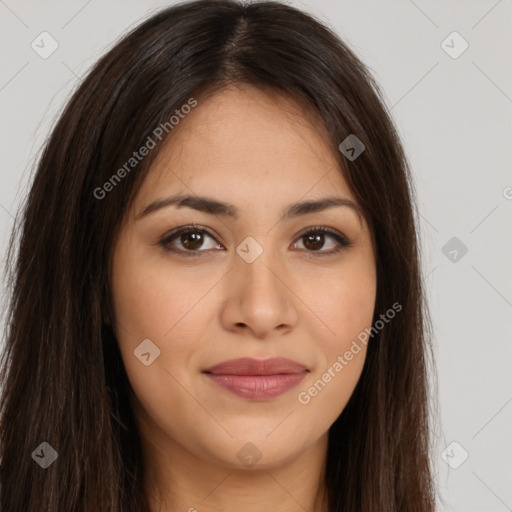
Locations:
157;223;352;257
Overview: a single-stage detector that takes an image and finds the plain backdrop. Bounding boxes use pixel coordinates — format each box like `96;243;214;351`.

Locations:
0;1;511;510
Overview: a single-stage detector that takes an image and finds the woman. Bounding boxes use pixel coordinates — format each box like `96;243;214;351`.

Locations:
0;0;437;510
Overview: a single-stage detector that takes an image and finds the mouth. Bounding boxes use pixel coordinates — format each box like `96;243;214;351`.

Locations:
202;357;309;400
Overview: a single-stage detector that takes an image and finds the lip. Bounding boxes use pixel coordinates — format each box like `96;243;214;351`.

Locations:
203;357;309;400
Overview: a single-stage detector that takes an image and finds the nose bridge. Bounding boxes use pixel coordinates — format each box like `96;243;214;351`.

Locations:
227;233;296;332
235;233;284;294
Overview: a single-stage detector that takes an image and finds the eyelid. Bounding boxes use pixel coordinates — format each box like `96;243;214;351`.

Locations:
157;223;352;256
298;225;351;247
157;223;221;255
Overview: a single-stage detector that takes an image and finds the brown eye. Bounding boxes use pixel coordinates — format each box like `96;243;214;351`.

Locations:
159;224;351;257
180;230;205;250
159;225;223;255
293;227;351;255
303;232;324;251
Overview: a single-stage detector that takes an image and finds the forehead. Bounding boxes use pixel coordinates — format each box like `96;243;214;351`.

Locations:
134;85;355;209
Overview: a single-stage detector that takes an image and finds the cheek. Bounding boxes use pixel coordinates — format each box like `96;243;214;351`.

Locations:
110;242;215;400
110;251;207;438
296;276;374;427
311;249;377;352
295;249;376;420
111;242;210;341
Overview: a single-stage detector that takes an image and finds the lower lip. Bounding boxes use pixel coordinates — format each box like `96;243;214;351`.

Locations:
205;372;307;400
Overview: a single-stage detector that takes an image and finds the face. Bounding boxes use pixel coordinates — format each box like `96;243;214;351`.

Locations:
110;85;377;473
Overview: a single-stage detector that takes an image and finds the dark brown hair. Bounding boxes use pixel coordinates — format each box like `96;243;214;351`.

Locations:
0;1;437;510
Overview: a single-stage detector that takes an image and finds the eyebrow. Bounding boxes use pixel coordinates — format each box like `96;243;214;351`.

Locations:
136;194;363;222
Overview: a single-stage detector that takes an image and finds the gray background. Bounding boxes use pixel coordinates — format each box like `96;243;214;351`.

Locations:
1;0;511;510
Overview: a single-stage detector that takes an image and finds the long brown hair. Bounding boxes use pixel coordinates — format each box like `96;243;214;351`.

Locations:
0;1;437;510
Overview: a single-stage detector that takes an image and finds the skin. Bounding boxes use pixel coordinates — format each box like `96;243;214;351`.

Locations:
110;84;377;512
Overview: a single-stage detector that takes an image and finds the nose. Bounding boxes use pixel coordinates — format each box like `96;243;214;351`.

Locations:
219;241;299;339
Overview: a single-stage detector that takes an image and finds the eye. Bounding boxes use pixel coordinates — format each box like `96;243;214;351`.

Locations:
157;224;352;257
158;224;223;255
291;226;352;255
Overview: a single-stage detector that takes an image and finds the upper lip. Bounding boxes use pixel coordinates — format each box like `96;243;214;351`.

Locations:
203;357;309;376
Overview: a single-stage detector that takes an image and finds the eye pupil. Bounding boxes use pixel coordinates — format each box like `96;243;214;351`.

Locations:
182;231;203;250
304;233;324;250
